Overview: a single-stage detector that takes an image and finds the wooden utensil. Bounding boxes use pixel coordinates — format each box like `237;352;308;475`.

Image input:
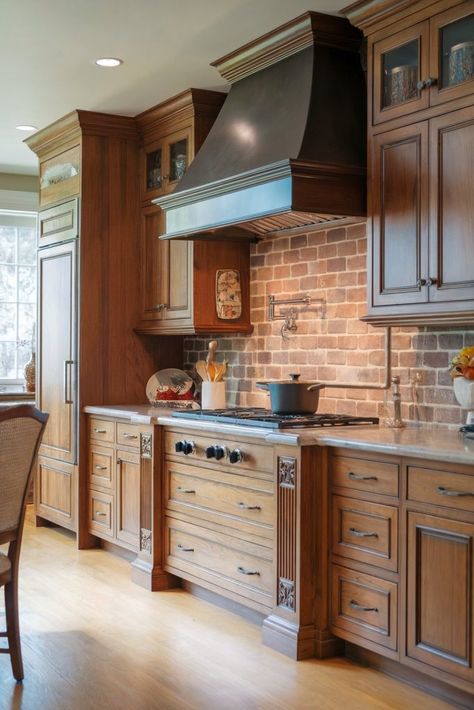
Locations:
206;340;218;381
196;360;209;382
213;361;227;382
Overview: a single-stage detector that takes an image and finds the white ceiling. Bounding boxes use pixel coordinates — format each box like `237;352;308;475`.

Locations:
2;0;344;176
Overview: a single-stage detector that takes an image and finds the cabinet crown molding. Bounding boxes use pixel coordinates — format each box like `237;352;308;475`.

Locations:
342;0;463;34
135;88;226;134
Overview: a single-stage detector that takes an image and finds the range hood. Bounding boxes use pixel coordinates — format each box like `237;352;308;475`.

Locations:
155;12;366;240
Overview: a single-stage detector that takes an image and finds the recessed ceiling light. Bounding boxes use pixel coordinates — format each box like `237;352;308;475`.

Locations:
95;57;123;67
16;125;37;131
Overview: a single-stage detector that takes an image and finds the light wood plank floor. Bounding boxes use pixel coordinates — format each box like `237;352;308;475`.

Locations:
0;510;457;710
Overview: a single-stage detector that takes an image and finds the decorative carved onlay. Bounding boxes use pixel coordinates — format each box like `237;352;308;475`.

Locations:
278;456;296;488
278;577;296;611
140;433;152;459
140;528;152;553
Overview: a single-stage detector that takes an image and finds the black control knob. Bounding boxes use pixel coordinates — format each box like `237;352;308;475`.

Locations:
175;440;195;455
215;446;226;461
205;445;216;459
228;448;243;464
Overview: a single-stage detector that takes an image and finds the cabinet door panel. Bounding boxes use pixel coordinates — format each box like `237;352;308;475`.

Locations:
140;207;167;321
406;512;474;682
116;449;140;550
429;107;474;302
38;241;77;463
372;123;429;306
36;456;76;530
165;240;192;321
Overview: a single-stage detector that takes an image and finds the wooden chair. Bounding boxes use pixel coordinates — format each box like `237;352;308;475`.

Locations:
0;405;48;681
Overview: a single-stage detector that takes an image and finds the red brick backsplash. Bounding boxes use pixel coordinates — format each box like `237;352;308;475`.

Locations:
184;223;474;427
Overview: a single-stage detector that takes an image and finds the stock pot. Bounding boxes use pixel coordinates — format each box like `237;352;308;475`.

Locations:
256;373;325;414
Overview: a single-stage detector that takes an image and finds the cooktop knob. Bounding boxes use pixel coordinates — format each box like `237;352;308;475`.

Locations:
228;448;243;464
215;445;226;460
205;445;216;459
176;440;195;455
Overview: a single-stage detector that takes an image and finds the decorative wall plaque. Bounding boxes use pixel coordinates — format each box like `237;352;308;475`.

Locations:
216;269;242;320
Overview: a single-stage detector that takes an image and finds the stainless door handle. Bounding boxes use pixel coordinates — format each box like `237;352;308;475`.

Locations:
64;360;74;404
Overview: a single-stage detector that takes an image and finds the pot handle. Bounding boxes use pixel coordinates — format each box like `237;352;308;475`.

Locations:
307;383;325;392
256;382;270;391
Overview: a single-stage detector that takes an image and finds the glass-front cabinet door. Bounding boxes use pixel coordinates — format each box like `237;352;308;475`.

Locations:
373;23;430;124
142;128;192;202
429;2;474;106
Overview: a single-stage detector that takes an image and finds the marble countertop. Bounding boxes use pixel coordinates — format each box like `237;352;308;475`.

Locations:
84;404;474;466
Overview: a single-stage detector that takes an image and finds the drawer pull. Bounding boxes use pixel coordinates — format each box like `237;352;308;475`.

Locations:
177;486;196;494
237;566;260;576
349;527;379;539
122;433;138;439
177;544;194;552
348;472;378;482
436;485;474;498
94;428;107;434
238;502;261;511
95;465;108;471
350;600;378;613
95;511;107;517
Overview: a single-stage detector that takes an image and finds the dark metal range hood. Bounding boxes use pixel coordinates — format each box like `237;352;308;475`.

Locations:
155;12;366;240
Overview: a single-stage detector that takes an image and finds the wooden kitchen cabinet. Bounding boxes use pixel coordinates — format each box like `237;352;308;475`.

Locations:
27;111;181;543
346;0;474;325
135;88;252;335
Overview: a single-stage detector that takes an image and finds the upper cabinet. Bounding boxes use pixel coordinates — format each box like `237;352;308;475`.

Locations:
372;2;474;125
135;89;252;336
346;0;474;325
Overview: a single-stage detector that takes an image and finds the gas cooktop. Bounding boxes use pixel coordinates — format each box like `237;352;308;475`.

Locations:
172;408;379;430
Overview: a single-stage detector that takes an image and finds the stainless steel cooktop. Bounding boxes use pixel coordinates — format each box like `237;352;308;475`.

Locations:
172;408;379;430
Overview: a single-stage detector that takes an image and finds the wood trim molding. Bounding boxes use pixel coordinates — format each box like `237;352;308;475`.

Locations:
135;88;226;134
343;0;462;34
277;456;297;613
212;12;361;83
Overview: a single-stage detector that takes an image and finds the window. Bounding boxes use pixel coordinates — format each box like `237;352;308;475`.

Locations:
0;210;37;390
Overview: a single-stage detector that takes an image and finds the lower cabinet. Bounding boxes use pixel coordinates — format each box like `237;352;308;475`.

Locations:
329;448;474;699
87;417;143;553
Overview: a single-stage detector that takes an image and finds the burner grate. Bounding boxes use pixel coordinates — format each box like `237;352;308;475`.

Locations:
172;408;379;429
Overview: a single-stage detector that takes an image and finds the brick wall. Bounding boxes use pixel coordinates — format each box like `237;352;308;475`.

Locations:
184;222;474;427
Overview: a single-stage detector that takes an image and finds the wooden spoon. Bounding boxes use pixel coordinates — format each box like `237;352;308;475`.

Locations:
195;360;209;382
206;340;218;381
213;361;227;382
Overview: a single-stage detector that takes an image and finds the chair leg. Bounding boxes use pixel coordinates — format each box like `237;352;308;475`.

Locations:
4;579;24;682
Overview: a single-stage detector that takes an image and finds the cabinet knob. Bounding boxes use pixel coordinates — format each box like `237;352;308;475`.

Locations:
416;278;427;288
155;303;167;311
416;76;437;90
426;277;438;287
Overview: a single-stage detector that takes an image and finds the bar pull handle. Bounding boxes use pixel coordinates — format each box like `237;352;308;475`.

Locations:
94;428;107;434
122;432;138;439
95;511;107;517
177;544;194;552
237;566;260;576
350;600;378;613
177;486;196;494
348;472;378;481
95;465;108;471
437;486;474;498
349;527;379;538
64;360;74;404
238;502;261;511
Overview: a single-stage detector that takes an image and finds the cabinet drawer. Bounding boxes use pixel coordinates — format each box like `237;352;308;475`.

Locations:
165;518;273;606
407;466;474;514
89;446;114;491
116;423;140;448
165;430;273;474
331;565;398;652
331;455;399;497
332;496;398;572
167;464;274;528
89;418;114;443
89;491;114;539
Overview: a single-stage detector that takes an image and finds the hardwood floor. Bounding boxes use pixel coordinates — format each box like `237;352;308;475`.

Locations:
0;509;455;710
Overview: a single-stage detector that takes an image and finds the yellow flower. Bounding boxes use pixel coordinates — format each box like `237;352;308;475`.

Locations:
449;345;474;378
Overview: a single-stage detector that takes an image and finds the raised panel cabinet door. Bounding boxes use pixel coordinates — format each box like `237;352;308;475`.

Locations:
428;106;474;303
406;512;474;683
35;456;76;531
372;123;429;307
140;206;168;322
38;241;77;464
116;449;140;550
162;240;193;325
